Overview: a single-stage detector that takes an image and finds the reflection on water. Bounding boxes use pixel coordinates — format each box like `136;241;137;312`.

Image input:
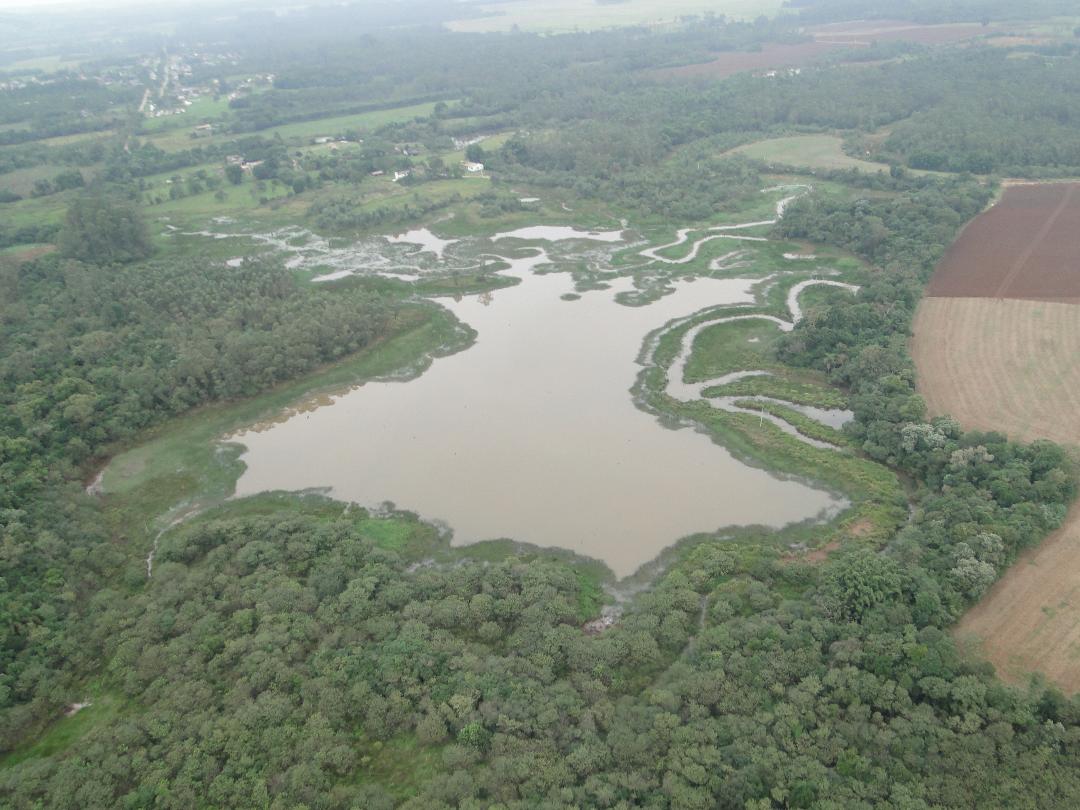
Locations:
232;250;843;577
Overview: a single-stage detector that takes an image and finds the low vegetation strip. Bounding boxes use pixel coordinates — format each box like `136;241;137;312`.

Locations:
926;183;1080;300
912;297;1080;447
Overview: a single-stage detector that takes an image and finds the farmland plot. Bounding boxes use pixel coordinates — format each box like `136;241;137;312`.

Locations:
914;182;1080;691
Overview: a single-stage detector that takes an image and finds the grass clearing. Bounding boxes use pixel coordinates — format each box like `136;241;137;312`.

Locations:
0;693;123;770
141;96;231;132
142;100;446;152
729;135;890;173
0;191;68;229
265;101;444;141
355;736;447;798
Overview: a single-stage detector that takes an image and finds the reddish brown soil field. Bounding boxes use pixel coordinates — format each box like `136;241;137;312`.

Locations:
914;181;1080;692
656;21;994;81
927;183;1080;300
655;41;856;80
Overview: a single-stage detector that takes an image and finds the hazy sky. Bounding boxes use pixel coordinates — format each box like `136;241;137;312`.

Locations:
0;0;252;9
0;0;180;7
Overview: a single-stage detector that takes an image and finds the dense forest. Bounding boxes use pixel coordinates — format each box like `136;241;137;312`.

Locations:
3;177;1079;808
3;1;1080;806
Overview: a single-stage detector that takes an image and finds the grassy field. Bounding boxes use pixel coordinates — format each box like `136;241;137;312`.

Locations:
0;164;68;197
266;101;444;140
146;100;445;152
448;0;784;32
0;191;67;228
729;135;891;173
141;95;232;132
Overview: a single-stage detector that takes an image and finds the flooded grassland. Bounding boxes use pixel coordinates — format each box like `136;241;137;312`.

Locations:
105;188;906;579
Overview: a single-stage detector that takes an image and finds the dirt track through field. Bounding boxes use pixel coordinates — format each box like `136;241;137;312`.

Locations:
916;182;1080;690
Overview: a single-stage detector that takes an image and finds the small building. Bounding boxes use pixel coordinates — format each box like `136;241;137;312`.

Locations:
313;136;333;145
392;170;411;182
193;123;213;137
463;161;485;173
370;170;385;177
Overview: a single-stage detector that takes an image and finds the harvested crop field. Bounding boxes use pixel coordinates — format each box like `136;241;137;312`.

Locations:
912;297;1080;447
927;183;1080;301
914;182;1080;691
954;507;1080;692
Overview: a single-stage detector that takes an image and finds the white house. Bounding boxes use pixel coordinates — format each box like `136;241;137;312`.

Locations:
463;161;485;173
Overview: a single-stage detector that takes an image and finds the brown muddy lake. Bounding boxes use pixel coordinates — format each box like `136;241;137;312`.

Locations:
232;249;843;577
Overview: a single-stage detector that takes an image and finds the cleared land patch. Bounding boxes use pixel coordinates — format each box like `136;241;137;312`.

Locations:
728;135;887;173
927;182;1080;301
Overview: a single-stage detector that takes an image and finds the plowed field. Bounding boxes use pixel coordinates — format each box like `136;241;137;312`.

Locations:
915;181;1080;692
927;183;1080;301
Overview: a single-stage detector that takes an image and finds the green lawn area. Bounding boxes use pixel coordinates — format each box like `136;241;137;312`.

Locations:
141;95;232;132
266;101;446;141
145;99;447;152
146;176;292;216
0;162;103;197
729;135;889;173
443;130;516;164
0;192;68;229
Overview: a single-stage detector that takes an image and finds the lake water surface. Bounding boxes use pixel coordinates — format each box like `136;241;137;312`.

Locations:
232;250;843;577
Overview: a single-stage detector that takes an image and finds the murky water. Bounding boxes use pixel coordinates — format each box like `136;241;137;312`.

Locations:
386;227;459;258
232;250;843;577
